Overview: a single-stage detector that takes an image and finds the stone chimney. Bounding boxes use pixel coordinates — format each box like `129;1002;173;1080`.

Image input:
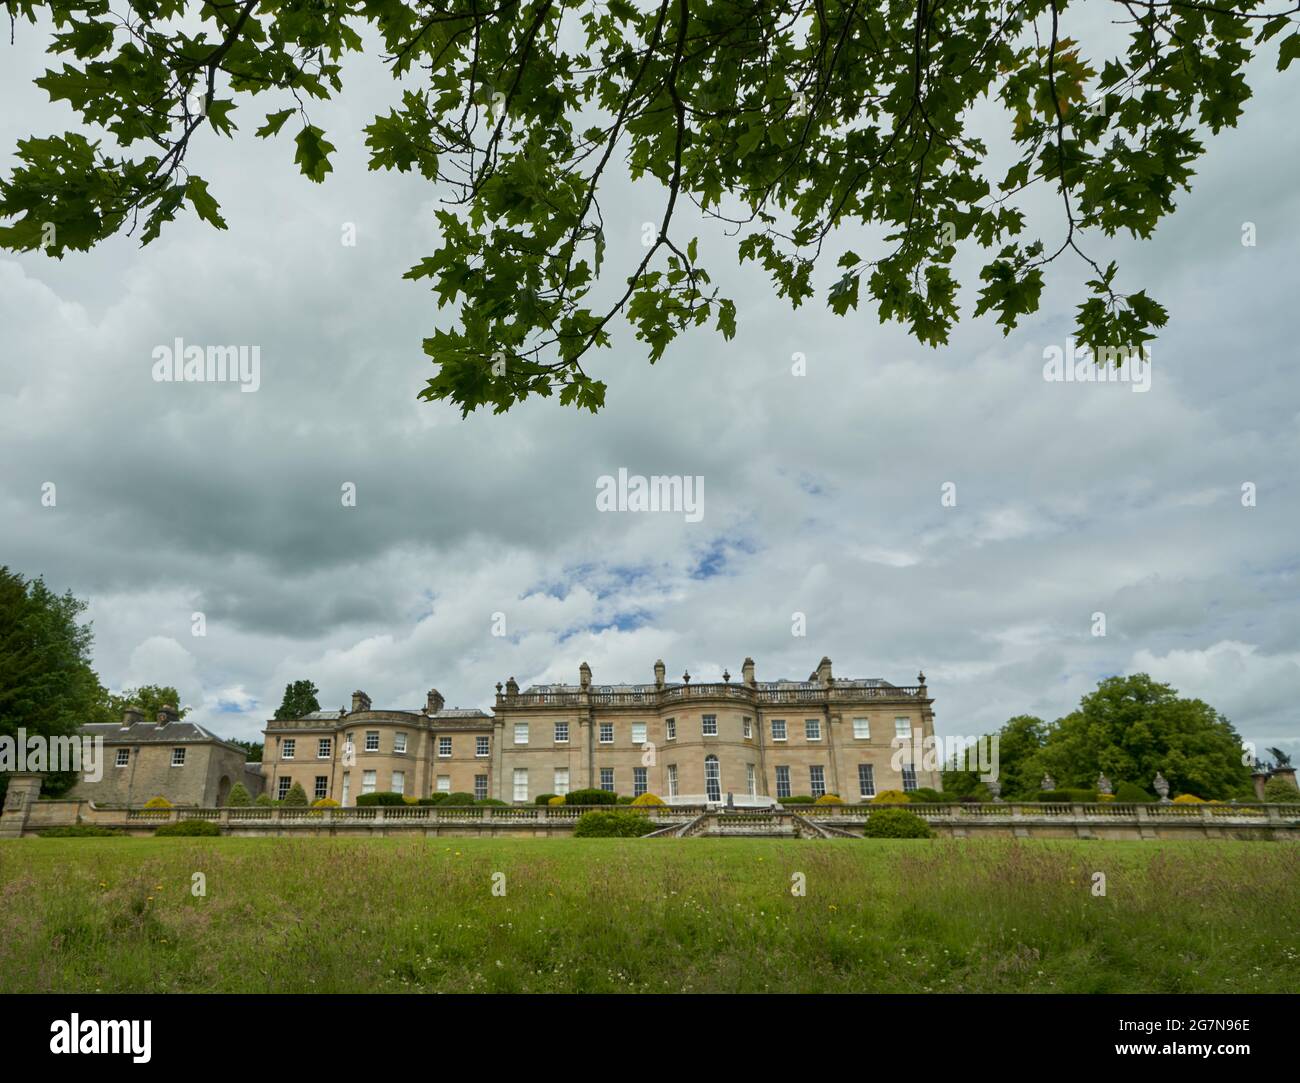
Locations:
156;704;180;726
815;656;833;686
426;688;445;714
505;676;519;699
351;690;371;713
122;705;145;726
579;661;592;690
741;657;756;687
653;659;666;689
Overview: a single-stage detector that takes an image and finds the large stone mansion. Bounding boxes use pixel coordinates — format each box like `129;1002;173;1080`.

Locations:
258;657;940;807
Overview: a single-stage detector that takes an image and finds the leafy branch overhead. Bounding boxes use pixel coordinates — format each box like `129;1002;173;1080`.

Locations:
2;0;1296;415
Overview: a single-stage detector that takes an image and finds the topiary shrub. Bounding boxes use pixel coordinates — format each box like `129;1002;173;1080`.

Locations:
572;810;656;838
254;793;275;807
780;794;814;804
535;793;559;805
280;782;309;807
142;796;172;809
418;794;449;806
862;808;933;839
872;790;910;804
1264;777;1300;804
548;795;566;806
1114;781;1155;803
38;825;124;837
440;791;477;806
312;798;339;807
631;793;666;806
814;793;843;805
1172;793;1205;803
907;787;945;803
476;798;508;806
226;783;252;807
565;788;617;806
615;794;633;804
155;819;221;837
355;791;406;807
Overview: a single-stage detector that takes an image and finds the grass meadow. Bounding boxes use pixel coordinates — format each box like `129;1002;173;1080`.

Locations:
1;837;1297;993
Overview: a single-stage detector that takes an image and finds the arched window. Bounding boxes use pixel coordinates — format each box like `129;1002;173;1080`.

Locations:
704;755;721;802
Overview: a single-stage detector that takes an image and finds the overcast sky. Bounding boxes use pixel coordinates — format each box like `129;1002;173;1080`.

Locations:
2;13;1297;760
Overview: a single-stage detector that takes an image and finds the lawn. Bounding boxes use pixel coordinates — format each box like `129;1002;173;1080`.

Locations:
1;837;1297;993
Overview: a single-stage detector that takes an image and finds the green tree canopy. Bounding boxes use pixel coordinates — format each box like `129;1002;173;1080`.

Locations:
93;684;188;724
3;1;1297;414
0;566;106;797
1024;674;1254;800
274;679;321;720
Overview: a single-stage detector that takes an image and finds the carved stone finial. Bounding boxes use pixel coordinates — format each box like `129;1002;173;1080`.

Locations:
986;777;1002;802
682;670;691;685
918;670;926;686
723;669;731;683
1153;771;1170;802
1097;771;1113;796
1040;773;1056;792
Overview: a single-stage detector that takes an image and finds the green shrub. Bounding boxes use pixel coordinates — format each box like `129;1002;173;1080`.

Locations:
814;793;844;805
476;798;508;806
548;795;566;806
440;791;477;806
155;819;221;837
226;783;252;807
254;793;275;807
1036;788;1098;803
1114;781;1155;803
907;787;945;803
565;788;617;806
872;789;910;804
862;808;934;839
355;791;406;807
281;782;309;807
572;810;656;838
780;794;814;804
38;824;123;837
631;793;666;806
418;794;449;806
615;794;633;804
535;793;559;805
142;796;172;809
1263;778;1300;804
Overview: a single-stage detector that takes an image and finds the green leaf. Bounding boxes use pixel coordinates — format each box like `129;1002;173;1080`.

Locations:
294;125;336;183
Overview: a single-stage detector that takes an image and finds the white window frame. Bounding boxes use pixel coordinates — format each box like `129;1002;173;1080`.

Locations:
394;732;408;754
633;766;648;797
282;739;296;760
902;764;918;792
858;763;876;799
701;714;718;737
392;770;405;795
775;766;791;799
115;748;130;767
474;774;488;800
746;763;756;796
853;717;870;740
599;767;615;793
665;717;677;740
805;718;821;741
704;755;721;802
476;735;490;757
771;719;787;742
514;723;529;745
513;768;529;802
743;716;753;739
631;722;647;745
895;717;912;740
667;764;678;798
599;721;614;744
314;775;329;800
362;769;376;794
365;731;380;752
438;735;452;758
437;775;451;793
318;737;332;758
554;721;569;743
554;768;569;796
278;776;293;799
810;765;826;798
171;747;186;767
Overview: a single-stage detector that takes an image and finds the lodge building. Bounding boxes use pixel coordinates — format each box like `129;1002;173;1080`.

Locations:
259;657;940;806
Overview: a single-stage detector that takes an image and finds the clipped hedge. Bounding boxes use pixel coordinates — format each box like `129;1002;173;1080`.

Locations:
862;808;933;839
440;791;477;806
38;825;124;838
631;793;666;806
1036;789;1098;803
547;795;566;806
312;798;340;808
476;798;508;806
355;791;406;807
872;790;910;804
1114;781;1155;803
418;794;449;806
1172;793;1205;804
155;820;221;837
780;794;814;804
142;796;172;809
813;793;843;805
226;783;252;807
535;793;559;805
565;788;617;806
572;810;656;838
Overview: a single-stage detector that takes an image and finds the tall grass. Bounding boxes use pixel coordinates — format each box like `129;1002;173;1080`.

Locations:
0;838;1295;993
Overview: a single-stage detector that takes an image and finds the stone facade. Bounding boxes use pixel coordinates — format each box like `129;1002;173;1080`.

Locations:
72;705;263;807
261;658;941;805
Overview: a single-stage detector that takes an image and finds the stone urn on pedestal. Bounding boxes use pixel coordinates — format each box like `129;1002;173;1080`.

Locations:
1153;772;1171;804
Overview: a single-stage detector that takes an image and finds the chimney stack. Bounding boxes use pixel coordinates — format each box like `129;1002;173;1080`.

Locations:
816;657;833;686
653;659;666;689
579;661;592;690
426;688;445;714
156;704;180;726
122;705;144;726
741;657;756;687
351;690;371;713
